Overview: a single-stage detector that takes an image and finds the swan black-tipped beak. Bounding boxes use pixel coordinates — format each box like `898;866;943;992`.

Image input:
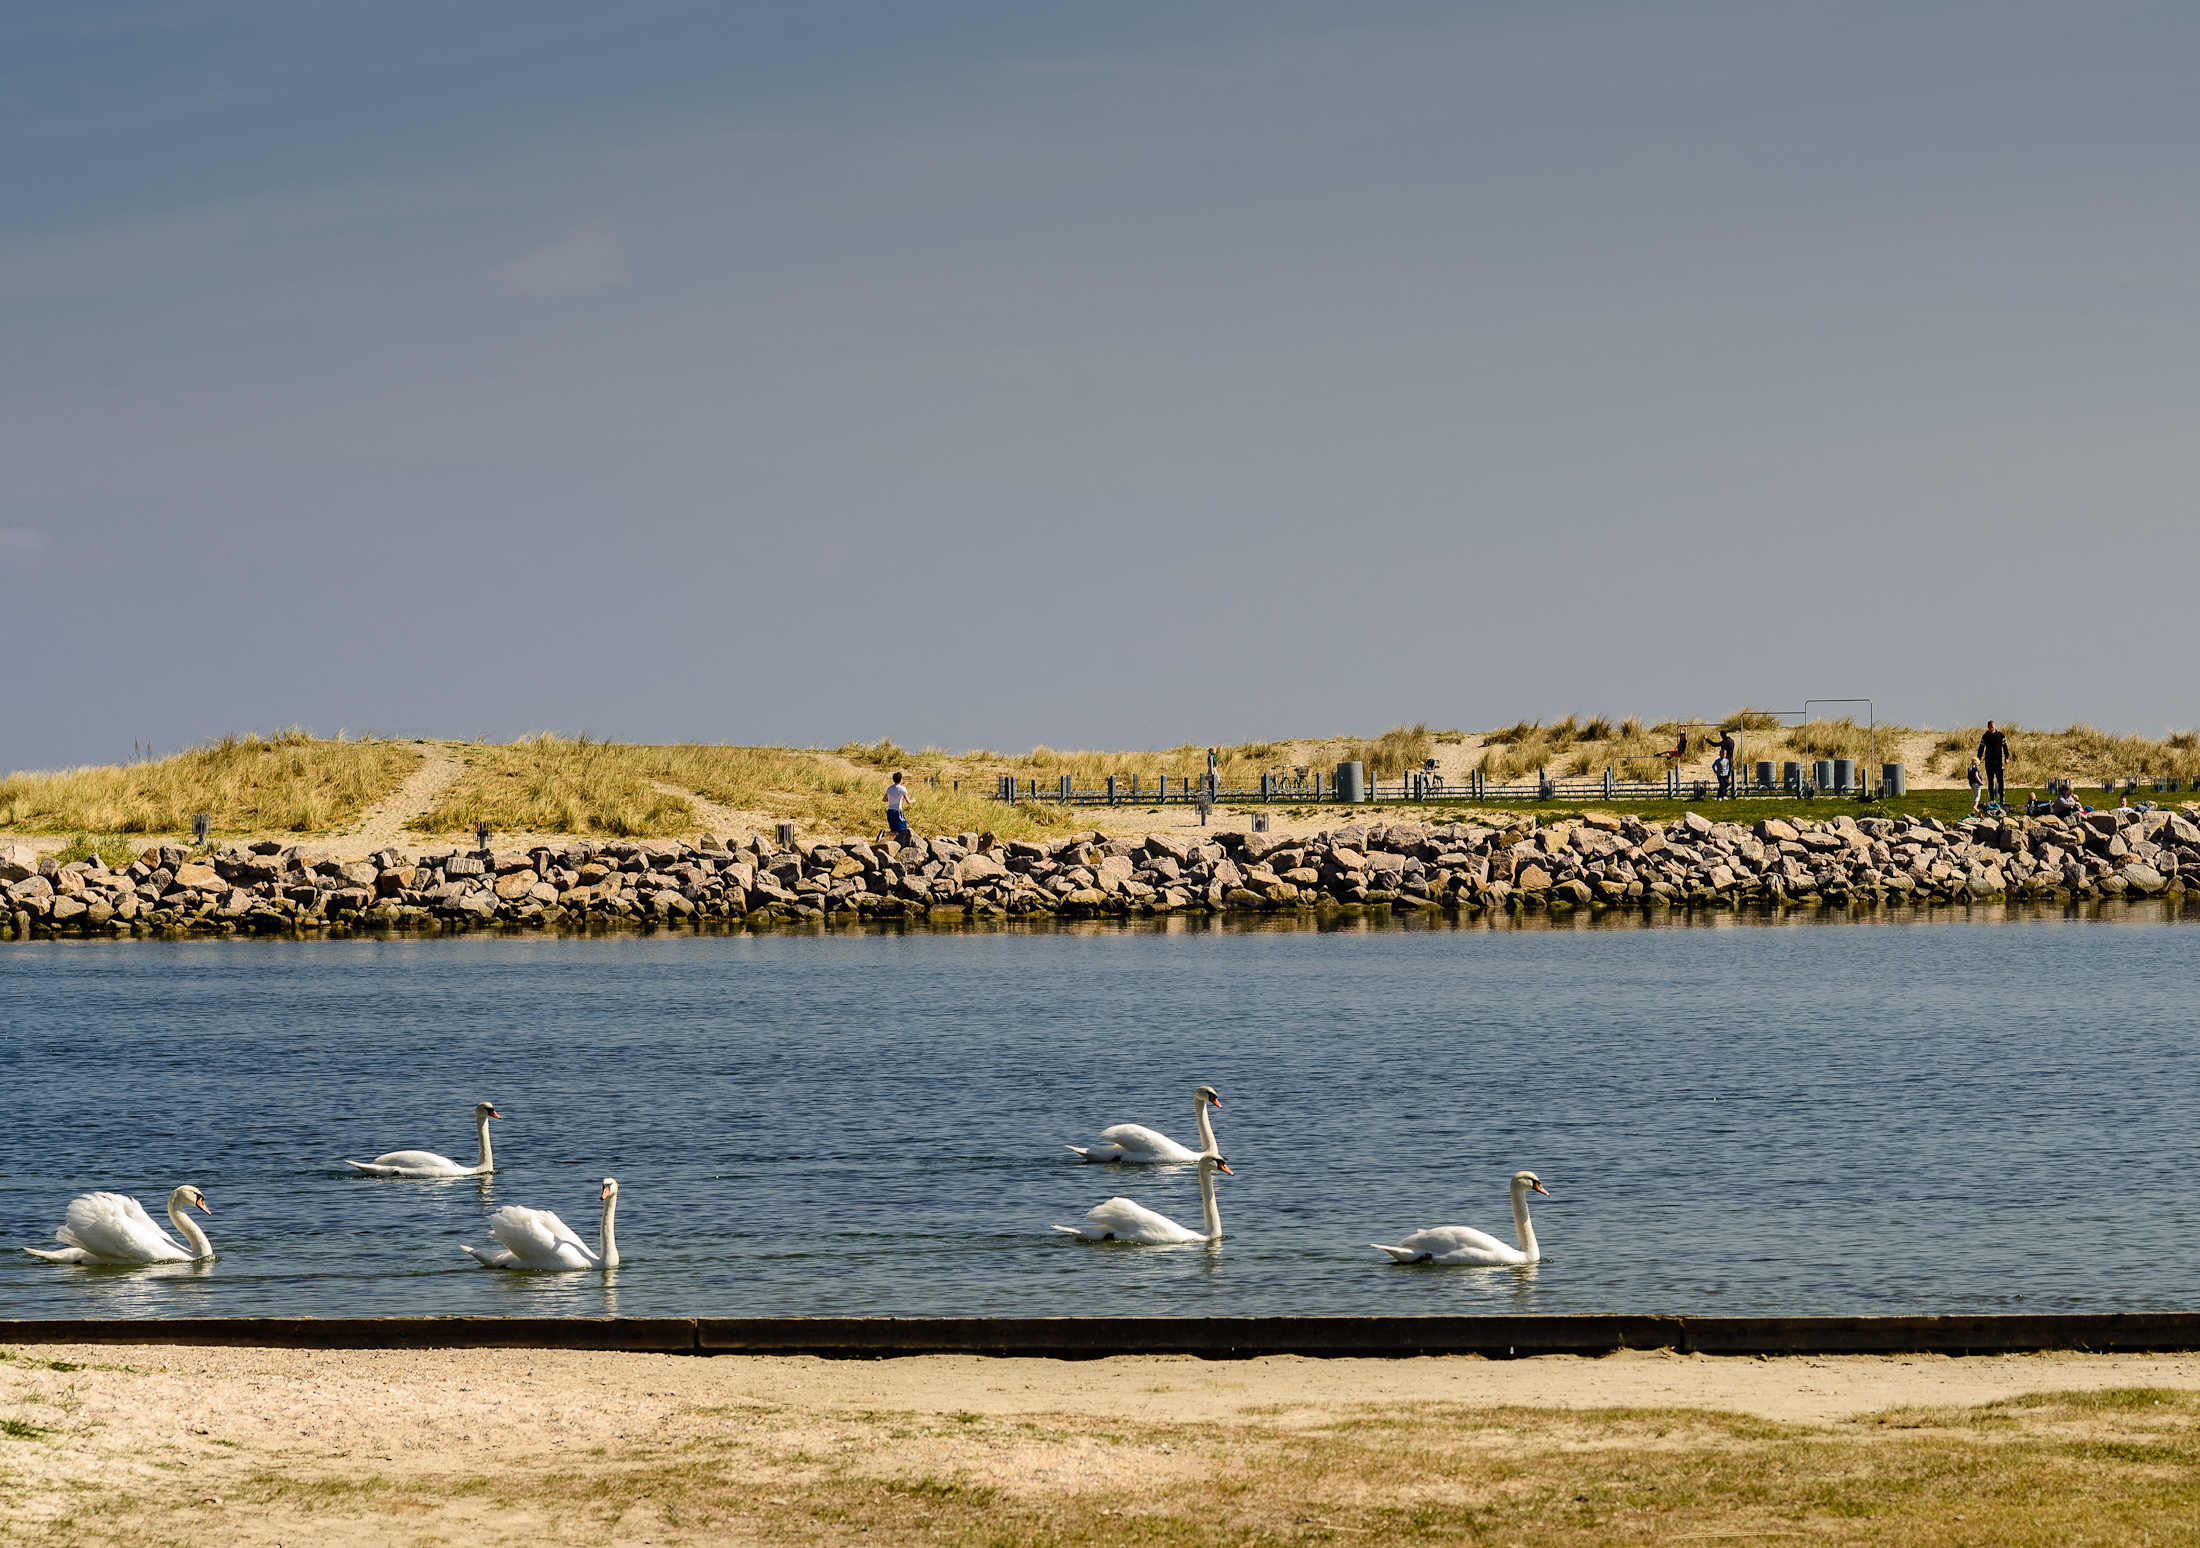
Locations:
1531;1183;1551;1197
195;1197;212;1213
1216;1162;1233;1174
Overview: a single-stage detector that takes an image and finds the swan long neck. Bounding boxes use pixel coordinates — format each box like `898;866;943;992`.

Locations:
168;1195;213;1260
1199;1162;1222;1242
600;1192;619;1267
475;1112;494;1173
1194;1097;1216;1154
1512;1180;1540;1264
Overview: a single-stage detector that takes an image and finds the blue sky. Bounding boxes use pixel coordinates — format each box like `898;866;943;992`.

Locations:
6;2;2197;769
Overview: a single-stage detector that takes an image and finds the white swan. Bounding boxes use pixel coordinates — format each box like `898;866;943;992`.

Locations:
462;1178;619;1269
24;1186;215;1264
1066;1084;1220;1163
346;1101;501;1177
1054;1153;1230;1244
1372;1171;1550;1266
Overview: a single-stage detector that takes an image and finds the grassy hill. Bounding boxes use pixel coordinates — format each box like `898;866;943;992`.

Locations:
4;714;2194;852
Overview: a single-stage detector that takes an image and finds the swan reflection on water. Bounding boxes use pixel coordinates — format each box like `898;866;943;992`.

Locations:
57;1255;219;1317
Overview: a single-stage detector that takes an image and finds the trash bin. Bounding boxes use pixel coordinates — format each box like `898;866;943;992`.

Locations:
1334;761;1365;803
1813;760;1835;792
1832;759;1854;795
1783;762;1801;793
1882;763;1906;798
1755;761;1774;791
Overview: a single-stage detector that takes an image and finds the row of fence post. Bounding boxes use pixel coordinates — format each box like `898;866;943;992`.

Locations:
991;760;1951;806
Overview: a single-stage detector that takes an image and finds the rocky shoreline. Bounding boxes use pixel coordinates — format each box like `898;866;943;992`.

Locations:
4;805;2197;939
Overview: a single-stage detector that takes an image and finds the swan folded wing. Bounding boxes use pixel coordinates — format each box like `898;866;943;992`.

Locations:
1079;1196;1202;1244
1393;1225;1518;1263
350;1149;468;1175
57;1193;190;1263
1090;1124;1198;1162
486;1206;598;1268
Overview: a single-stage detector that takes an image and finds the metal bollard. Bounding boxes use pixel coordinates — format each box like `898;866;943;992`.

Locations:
775;822;796;847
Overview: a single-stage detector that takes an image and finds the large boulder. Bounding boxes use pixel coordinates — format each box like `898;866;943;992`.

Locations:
957;852;1007;884
2123;863;2168;894
1144;832;1193;862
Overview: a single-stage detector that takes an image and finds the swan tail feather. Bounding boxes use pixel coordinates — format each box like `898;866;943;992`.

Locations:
1370;1243;1425;1263
1050;1225;1085;1236
1063;1146;1090;1158
24;1246;90;1262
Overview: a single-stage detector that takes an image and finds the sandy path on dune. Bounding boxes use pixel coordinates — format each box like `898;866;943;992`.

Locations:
5;1341;2198;1546
300;743;460;856
646;780;783;848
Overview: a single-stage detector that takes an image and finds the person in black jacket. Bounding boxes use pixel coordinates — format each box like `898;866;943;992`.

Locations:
1977;722;2009;803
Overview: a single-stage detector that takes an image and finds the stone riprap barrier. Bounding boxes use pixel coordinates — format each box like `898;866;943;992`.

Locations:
4;805;2197;938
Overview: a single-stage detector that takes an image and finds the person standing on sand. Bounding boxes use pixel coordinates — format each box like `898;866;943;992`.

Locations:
883;772;914;848
1977;721;2009;805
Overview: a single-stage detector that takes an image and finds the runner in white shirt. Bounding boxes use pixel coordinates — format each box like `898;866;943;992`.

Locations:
884;772;914;847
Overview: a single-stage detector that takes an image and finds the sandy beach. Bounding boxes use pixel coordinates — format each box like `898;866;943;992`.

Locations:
7;1342;2198;1544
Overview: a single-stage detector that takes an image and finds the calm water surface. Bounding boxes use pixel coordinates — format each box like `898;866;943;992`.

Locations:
3;910;2195;1319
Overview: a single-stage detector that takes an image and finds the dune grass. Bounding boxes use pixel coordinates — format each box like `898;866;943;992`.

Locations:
405;736;1348;843
10;716;2196;847
1924;722;2200;785
1479;713;1676;782
406;736;697;838
205;1388;2200;1546
1476;711;2200;790
46;833;162;868
0;730;418;837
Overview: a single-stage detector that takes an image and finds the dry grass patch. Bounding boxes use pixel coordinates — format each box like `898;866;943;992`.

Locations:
408;736;695;837
0;730;418;838
1924;723;2200;786
1479;715;1675;783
